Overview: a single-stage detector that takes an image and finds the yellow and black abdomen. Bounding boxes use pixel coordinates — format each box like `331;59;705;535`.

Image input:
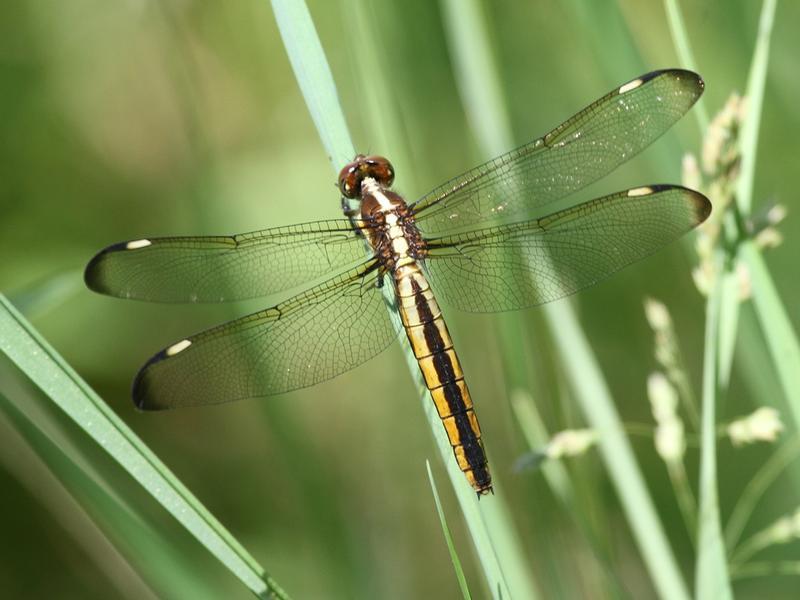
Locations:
393;263;492;495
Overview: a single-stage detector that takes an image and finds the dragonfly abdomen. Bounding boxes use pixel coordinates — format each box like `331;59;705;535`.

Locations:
394;263;492;496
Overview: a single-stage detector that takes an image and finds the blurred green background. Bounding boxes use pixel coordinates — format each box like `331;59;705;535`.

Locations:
1;1;799;598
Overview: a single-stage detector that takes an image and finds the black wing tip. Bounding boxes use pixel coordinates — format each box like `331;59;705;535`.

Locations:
628;184;712;225
638;68;703;85
132;349;171;411
658;184;712;224
84;240;149;296
84;243;120;294
688;189;713;224
626;69;705;100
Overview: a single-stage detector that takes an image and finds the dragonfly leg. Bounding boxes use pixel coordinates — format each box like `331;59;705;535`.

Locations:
340;196;357;216
340;197;365;236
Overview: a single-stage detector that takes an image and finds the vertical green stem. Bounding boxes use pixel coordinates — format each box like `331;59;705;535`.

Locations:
694;256;733;599
663;0;709;130
736;0;777;217
667;461;698;545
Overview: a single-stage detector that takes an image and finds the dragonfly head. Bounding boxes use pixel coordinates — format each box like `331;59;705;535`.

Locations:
338;154;395;199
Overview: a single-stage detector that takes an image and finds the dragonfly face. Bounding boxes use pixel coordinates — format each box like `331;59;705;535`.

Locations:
338;154;395;199
85;69;711;497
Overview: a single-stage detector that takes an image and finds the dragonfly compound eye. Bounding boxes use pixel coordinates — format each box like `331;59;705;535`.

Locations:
338;158;364;199
338;155;395;199
363;155;395;187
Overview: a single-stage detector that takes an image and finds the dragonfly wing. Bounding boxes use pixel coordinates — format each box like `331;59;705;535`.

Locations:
412;69;704;234
423;186;711;312
133;260;402;409
85;220;370;303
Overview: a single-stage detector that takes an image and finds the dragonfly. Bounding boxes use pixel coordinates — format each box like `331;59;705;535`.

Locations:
85;69;710;496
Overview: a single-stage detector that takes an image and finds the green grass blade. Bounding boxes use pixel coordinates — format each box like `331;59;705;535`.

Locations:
725;436;800;551
344;0;412;180
546;302;691;600
422;353;535;598
440;0;511;157
270;0;517;592
0;393;158;600
732;1;800;428
694;263;733;599
732;0;800;429
565;0;646;79
663;0;738;402
0;390;218;600
742;241;800;424
511;393;571;501
8;270;83;321
512;391;629;598
270;0;354;165
736;0;777;217
0;295;287;600
663;0;741;390
664;9;787;591
441;0;690;597
663;0;709;130
269;2;539;598
716;268;741;388
664;8;733;592
426;461;473;600
731;561;800;580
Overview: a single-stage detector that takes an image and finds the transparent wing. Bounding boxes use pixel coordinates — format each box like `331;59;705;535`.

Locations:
85;220;370;303
411;69;704;234
423;186;711;312
133;260;401;409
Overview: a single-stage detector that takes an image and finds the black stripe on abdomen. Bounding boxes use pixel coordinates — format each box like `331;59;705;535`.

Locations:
395;270;492;495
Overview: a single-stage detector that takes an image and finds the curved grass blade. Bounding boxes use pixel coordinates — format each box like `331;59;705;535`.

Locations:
0;390;218;600
270;0;354;167
269;1;541;598
725;436;800;551
426;461;473;600
0;294;288;600
663;0;710;130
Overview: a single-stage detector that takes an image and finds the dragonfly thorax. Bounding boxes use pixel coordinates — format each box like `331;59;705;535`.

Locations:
357;177;425;268
359;177;406;218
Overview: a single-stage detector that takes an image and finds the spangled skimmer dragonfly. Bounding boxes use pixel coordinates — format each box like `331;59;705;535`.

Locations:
85;69;710;495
